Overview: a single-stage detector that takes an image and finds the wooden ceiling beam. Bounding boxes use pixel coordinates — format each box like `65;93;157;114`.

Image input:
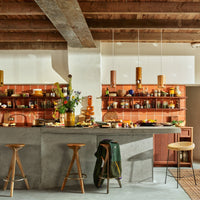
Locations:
91;31;200;43
0;19;56;31
80;2;200;14
0;1;44;15
34;0;95;48
0;32;65;42
87;19;200;30
0;42;67;50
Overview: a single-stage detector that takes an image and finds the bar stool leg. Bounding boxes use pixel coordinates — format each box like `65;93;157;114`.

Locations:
165;149;169;184
10;149;17;197
16;151;30;190
177;151;180;188
75;148;85;193
3;152;15;191
106;149;109;194
117;178;122;188
190;151;197;185
61;149;76;191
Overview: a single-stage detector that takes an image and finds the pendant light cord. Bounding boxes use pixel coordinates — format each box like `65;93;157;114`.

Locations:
137;29;140;66
112;29;115;67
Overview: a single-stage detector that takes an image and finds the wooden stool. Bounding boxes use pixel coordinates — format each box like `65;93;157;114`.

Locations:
98;143;122;194
61;143;86;193
3;144;30;197
165;142;197;188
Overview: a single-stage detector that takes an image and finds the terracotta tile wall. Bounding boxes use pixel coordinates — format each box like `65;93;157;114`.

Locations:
102;84;186;123
0;84;66;126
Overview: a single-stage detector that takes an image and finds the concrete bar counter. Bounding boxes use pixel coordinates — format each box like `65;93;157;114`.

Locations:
0;126;181;189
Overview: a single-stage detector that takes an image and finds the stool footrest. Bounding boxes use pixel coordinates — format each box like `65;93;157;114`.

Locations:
64;173;87;181
3;175;27;183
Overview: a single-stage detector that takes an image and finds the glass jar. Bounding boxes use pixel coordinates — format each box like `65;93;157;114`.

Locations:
125;100;129;109
120;100;125;108
169;88;174;97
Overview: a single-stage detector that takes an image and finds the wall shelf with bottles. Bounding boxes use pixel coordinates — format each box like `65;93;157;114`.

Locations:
102;96;187;111
0;96;59;111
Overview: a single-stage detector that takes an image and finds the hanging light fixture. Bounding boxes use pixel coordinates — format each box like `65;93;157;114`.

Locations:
157;29;166;88
136;29;142;89
0;70;3;86
110;29;116;88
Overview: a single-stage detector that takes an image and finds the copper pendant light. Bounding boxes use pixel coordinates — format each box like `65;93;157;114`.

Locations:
157;29;166;88
110;29;116;88
110;70;116;88
0;70;3;86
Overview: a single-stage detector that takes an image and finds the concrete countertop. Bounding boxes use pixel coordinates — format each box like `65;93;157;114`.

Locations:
0;126;181;135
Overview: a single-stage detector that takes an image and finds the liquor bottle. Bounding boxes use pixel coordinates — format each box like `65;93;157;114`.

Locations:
105;88;109;97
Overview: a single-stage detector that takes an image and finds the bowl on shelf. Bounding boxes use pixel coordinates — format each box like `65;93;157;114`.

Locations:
117;89;126;97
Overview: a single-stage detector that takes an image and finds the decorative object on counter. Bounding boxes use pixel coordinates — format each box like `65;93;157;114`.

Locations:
86;95;94;120
157;30;166;88
103;111;118;122
54;74;81;127
175;86;181;97
0;70;3;86
171;120;185;127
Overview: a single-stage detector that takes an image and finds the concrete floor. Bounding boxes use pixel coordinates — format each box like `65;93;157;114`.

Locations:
0;167;193;200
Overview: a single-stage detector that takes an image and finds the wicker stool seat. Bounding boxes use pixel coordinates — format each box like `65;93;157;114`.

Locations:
3;144;30;197
165;142;197;188
61;143;86;193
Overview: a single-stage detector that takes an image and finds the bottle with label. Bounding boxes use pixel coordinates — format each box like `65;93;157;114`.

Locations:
105;88;109;97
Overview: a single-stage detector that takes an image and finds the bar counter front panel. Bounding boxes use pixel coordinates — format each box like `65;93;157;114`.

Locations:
0;127;181;189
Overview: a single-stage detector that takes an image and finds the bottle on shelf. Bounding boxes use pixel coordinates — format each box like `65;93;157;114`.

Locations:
105;88;109;97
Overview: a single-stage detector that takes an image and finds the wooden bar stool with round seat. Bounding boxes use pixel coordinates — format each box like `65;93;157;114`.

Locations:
61;143;87;193
3;144;30;197
165;142;197;188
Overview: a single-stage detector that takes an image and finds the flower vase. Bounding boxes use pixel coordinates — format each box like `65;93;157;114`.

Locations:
64;111;75;127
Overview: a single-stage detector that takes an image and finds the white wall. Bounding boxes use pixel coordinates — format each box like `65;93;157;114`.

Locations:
101;43;195;84
0;50;68;84
68;42;102;120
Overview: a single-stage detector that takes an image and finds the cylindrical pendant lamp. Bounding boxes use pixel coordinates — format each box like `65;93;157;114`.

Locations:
0;70;3;86
110;70;116;88
136;67;142;89
157;75;165;88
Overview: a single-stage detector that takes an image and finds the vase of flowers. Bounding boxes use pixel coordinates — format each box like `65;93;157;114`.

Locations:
54;74;81;127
